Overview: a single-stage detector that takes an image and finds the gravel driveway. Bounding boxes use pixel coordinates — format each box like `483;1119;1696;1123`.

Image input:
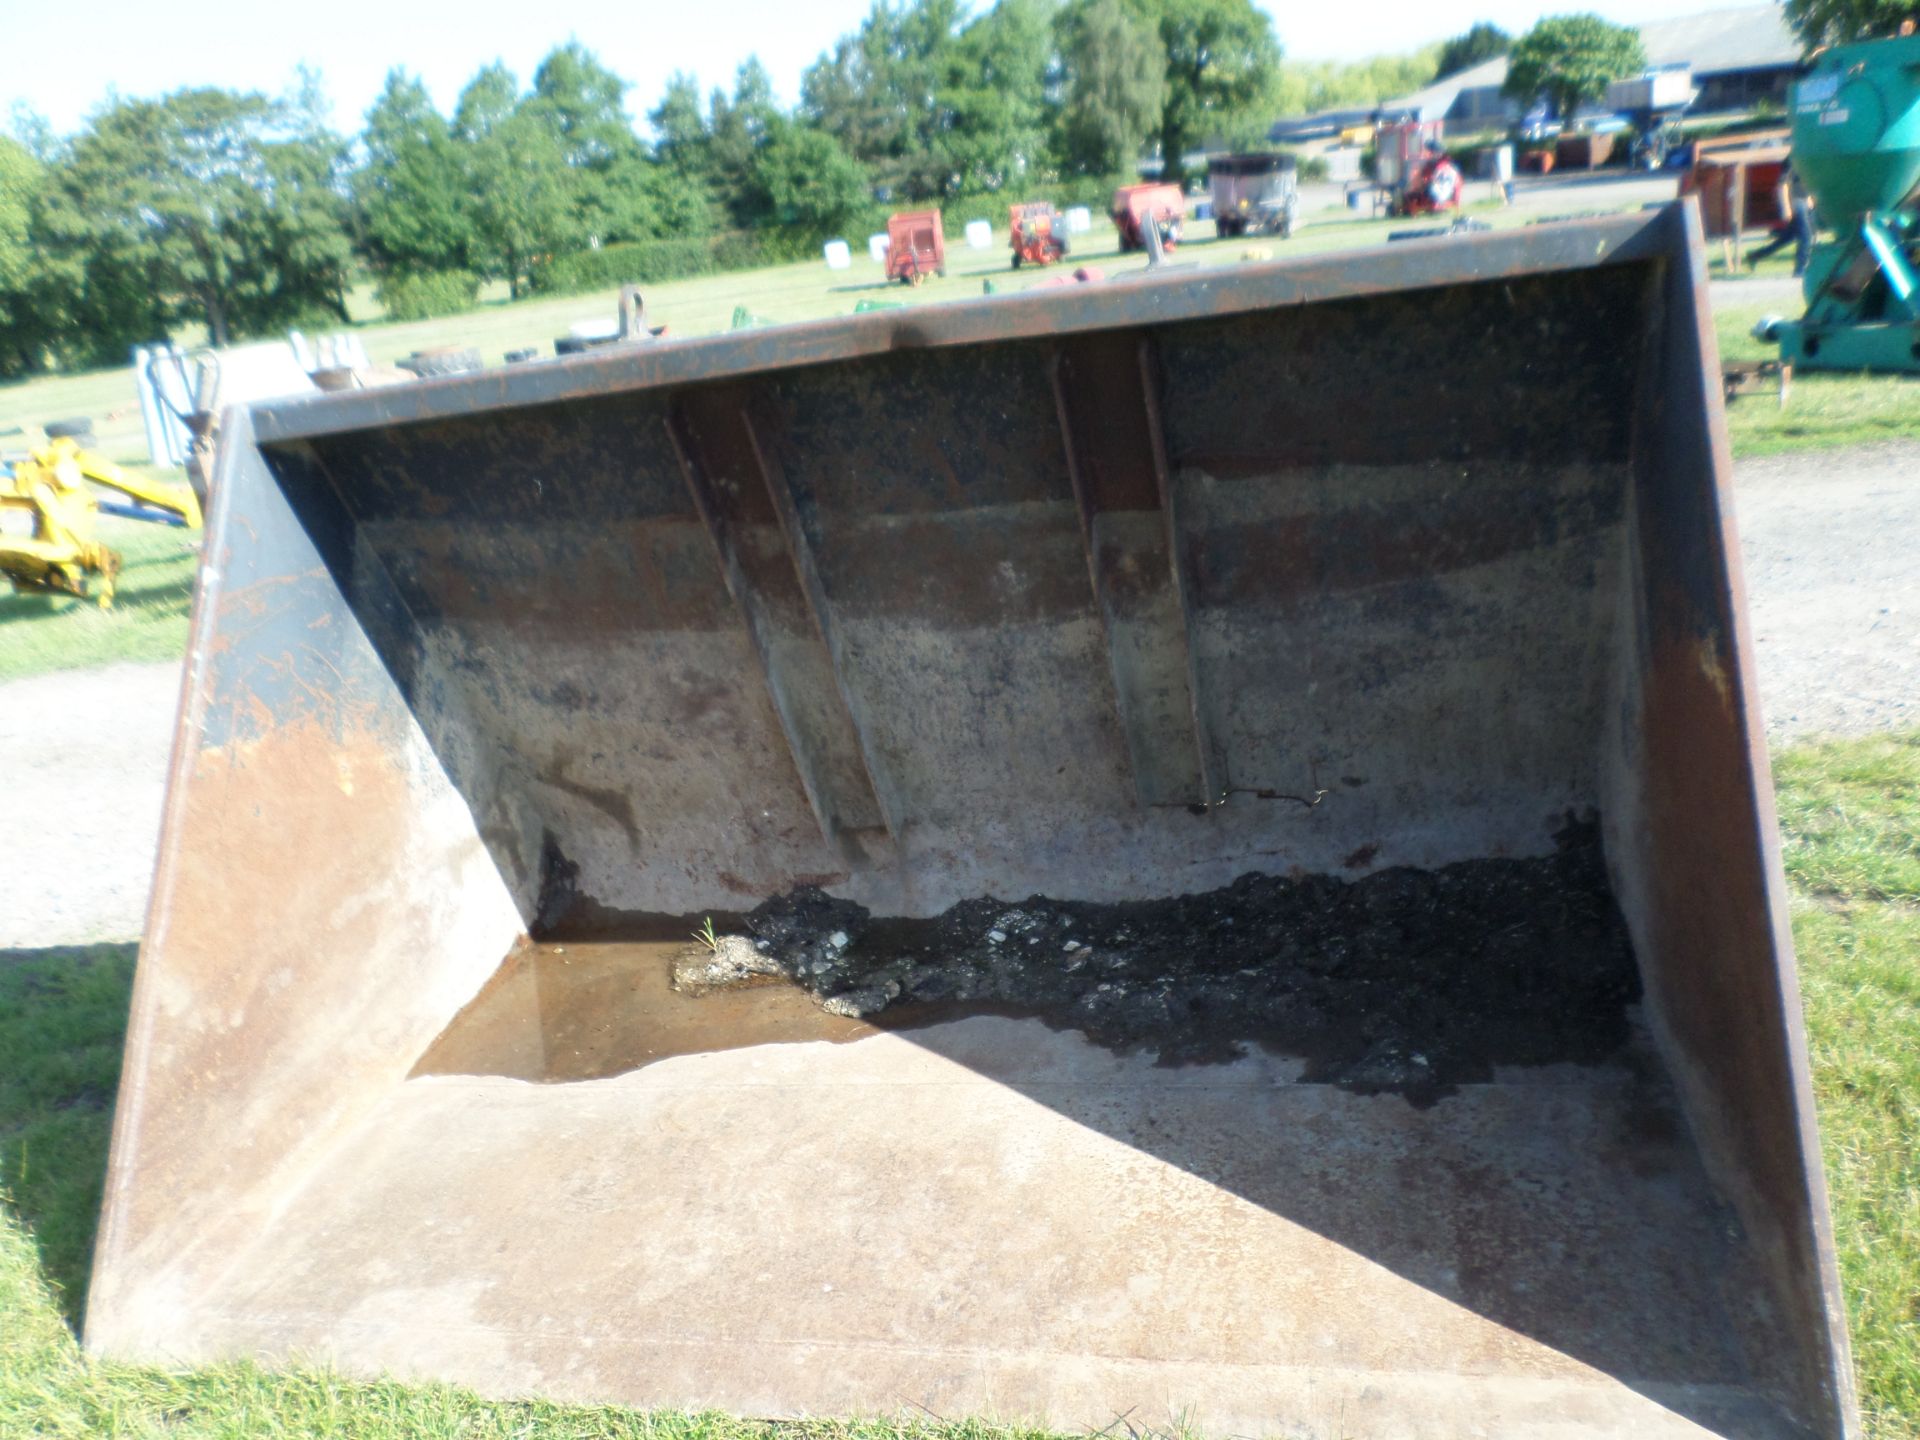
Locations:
1737;440;1920;742
1;661;181;947
2;443;1913;947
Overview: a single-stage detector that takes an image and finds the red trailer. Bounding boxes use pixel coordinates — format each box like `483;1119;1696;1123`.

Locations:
1009;201;1069;268
886;209;945;285
1111;183;1184;252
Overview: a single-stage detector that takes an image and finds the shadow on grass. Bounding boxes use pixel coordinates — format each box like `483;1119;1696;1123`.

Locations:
0;944;136;1331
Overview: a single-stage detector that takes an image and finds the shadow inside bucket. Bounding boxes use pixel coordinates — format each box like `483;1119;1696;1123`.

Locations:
408;896;1788;1439
214;245;1824;1437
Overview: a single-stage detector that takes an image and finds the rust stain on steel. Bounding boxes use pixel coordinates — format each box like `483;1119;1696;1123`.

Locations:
91;716;525;1319
1604;201;1858;1436
88;204;1854;1440
243;213;1676;448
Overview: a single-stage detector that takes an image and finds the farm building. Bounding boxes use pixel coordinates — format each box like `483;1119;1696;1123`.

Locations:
1272;3;1803;139
1639;4;1801;111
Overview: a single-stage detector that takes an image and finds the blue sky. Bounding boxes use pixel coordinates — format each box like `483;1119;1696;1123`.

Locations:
2;0;1763;139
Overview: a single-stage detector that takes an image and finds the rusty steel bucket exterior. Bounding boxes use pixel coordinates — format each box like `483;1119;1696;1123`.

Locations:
89;204;1855;1439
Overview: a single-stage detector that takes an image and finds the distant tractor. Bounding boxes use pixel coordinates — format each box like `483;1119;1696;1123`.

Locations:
1207;153;1302;238
1009;202;1069;267
887;209;946;285
1111;183;1185;253
1375;120;1463;217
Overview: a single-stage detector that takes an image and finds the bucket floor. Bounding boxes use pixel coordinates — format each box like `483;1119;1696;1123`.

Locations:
166;1009;1800;1439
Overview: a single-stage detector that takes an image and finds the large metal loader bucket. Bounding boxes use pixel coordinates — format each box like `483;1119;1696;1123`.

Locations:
90;205;1854;1439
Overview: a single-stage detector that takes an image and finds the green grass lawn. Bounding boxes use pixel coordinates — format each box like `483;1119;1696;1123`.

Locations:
0;193;1636;472
0;201;1584;687
3;199;1914;689
1;732;1917;1436
0;211;1400;468
1715;292;1920;458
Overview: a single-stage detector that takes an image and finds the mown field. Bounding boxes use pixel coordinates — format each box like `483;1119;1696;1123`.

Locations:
9;188;1917;683
2;731;1915;1437
0;206;1417;471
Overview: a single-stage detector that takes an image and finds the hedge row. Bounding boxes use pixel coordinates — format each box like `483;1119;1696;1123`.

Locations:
533;177;1145;296
424;176;1151;310
528;236;721;295
375;269;480;321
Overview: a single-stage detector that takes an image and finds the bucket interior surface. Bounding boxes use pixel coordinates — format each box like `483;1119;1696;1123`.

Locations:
86;213;1852;1440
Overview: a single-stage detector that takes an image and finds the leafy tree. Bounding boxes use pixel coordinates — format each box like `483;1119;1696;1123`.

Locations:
355;70;475;276
37;88;349;347
530;41;642;171
597;152;721;242
800;32;901;185
937;0;1054;192
800;0;1056;200
1053;0;1167;177
1784;0;1920;48
1131;0;1282;184
1502;14;1646;124
8;104;56;163
1434;22;1512;80
240;116;355;336
801;0;967;199
747;121;872;233
528;42;647;241
455;65;579;298
649;71;712;176
1267;50;1438;117
0;135;48;375
709;58;785;224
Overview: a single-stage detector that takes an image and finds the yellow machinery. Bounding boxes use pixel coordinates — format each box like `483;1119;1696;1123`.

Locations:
0;435;202;606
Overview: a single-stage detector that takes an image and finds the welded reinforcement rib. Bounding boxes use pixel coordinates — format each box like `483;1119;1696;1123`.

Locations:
1050;339;1212;809
736;401;905;845
667;395;894;865
1136;335;1225;807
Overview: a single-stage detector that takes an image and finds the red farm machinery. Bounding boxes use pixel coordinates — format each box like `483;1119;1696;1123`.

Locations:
1111;182;1184;252
886;209;946;284
1376;119;1464;217
1009;201;1069;268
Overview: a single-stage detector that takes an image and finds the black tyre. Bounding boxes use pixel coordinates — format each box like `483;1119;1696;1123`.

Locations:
44;417;94;441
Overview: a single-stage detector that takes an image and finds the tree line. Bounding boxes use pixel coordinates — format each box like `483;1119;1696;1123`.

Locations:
0;0;1288;376
4;0;1901;378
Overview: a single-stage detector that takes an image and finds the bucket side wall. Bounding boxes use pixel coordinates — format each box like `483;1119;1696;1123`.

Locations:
1600;207;1857;1438
84;417;528;1357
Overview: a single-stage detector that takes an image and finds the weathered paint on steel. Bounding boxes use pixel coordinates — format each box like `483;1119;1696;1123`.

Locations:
88;205;1853;1440
241;212;1674;448
1599;201;1858;1436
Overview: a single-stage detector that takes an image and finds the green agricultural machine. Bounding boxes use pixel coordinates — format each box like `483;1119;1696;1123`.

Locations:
1762;31;1920;371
